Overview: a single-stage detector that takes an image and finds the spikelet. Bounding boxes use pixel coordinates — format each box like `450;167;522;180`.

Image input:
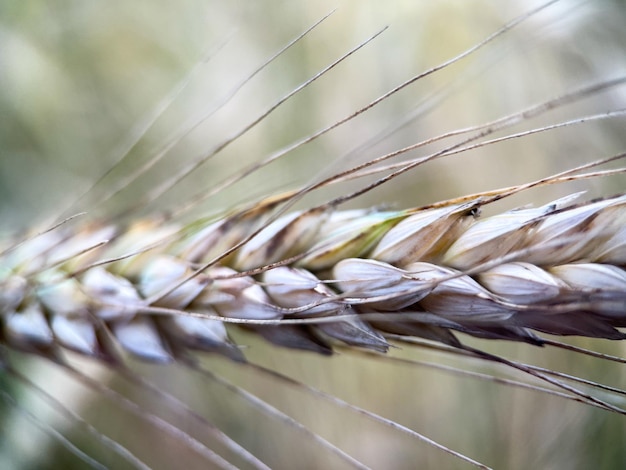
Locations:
1;1;626;469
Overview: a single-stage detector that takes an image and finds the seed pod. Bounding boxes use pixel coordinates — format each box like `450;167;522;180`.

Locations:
50;315;97;356
4;302;54;350
406;262;515;321
298;211;402;270
177;217;252;265
195;266;280;320
263;266;388;351
0;274;28;314
371;202;477;266
263;265;342;316
550;263;626;291
234;207;328;271
333;258;435;310
111;316;173;363
3;229;67;274
159;308;244;361
139;255;210;308
585;213;626;264
251;324;333;355
48;224;117;272
442;195;582;270
106;219;179;277
522;194;626;266
314;312;389;353
35;276;99;355
549;263;626;317
36;276;91;317
477;262;566;304
81;267;143;321
177;193;293;264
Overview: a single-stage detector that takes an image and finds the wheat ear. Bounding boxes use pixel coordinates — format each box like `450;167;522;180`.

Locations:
2;1;626;469
3;189;625;362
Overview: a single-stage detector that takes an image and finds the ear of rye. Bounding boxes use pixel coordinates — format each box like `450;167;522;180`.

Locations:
1;1;626;469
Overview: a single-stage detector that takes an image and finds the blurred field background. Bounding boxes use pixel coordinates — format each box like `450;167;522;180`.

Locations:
1;0;626;468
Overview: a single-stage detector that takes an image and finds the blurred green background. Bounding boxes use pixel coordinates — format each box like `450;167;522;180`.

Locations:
1;0;626;469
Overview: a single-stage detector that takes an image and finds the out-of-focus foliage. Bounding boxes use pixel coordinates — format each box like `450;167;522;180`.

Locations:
2;0;626;226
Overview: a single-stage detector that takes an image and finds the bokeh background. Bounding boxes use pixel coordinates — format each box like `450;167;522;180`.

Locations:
1;0;626;469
